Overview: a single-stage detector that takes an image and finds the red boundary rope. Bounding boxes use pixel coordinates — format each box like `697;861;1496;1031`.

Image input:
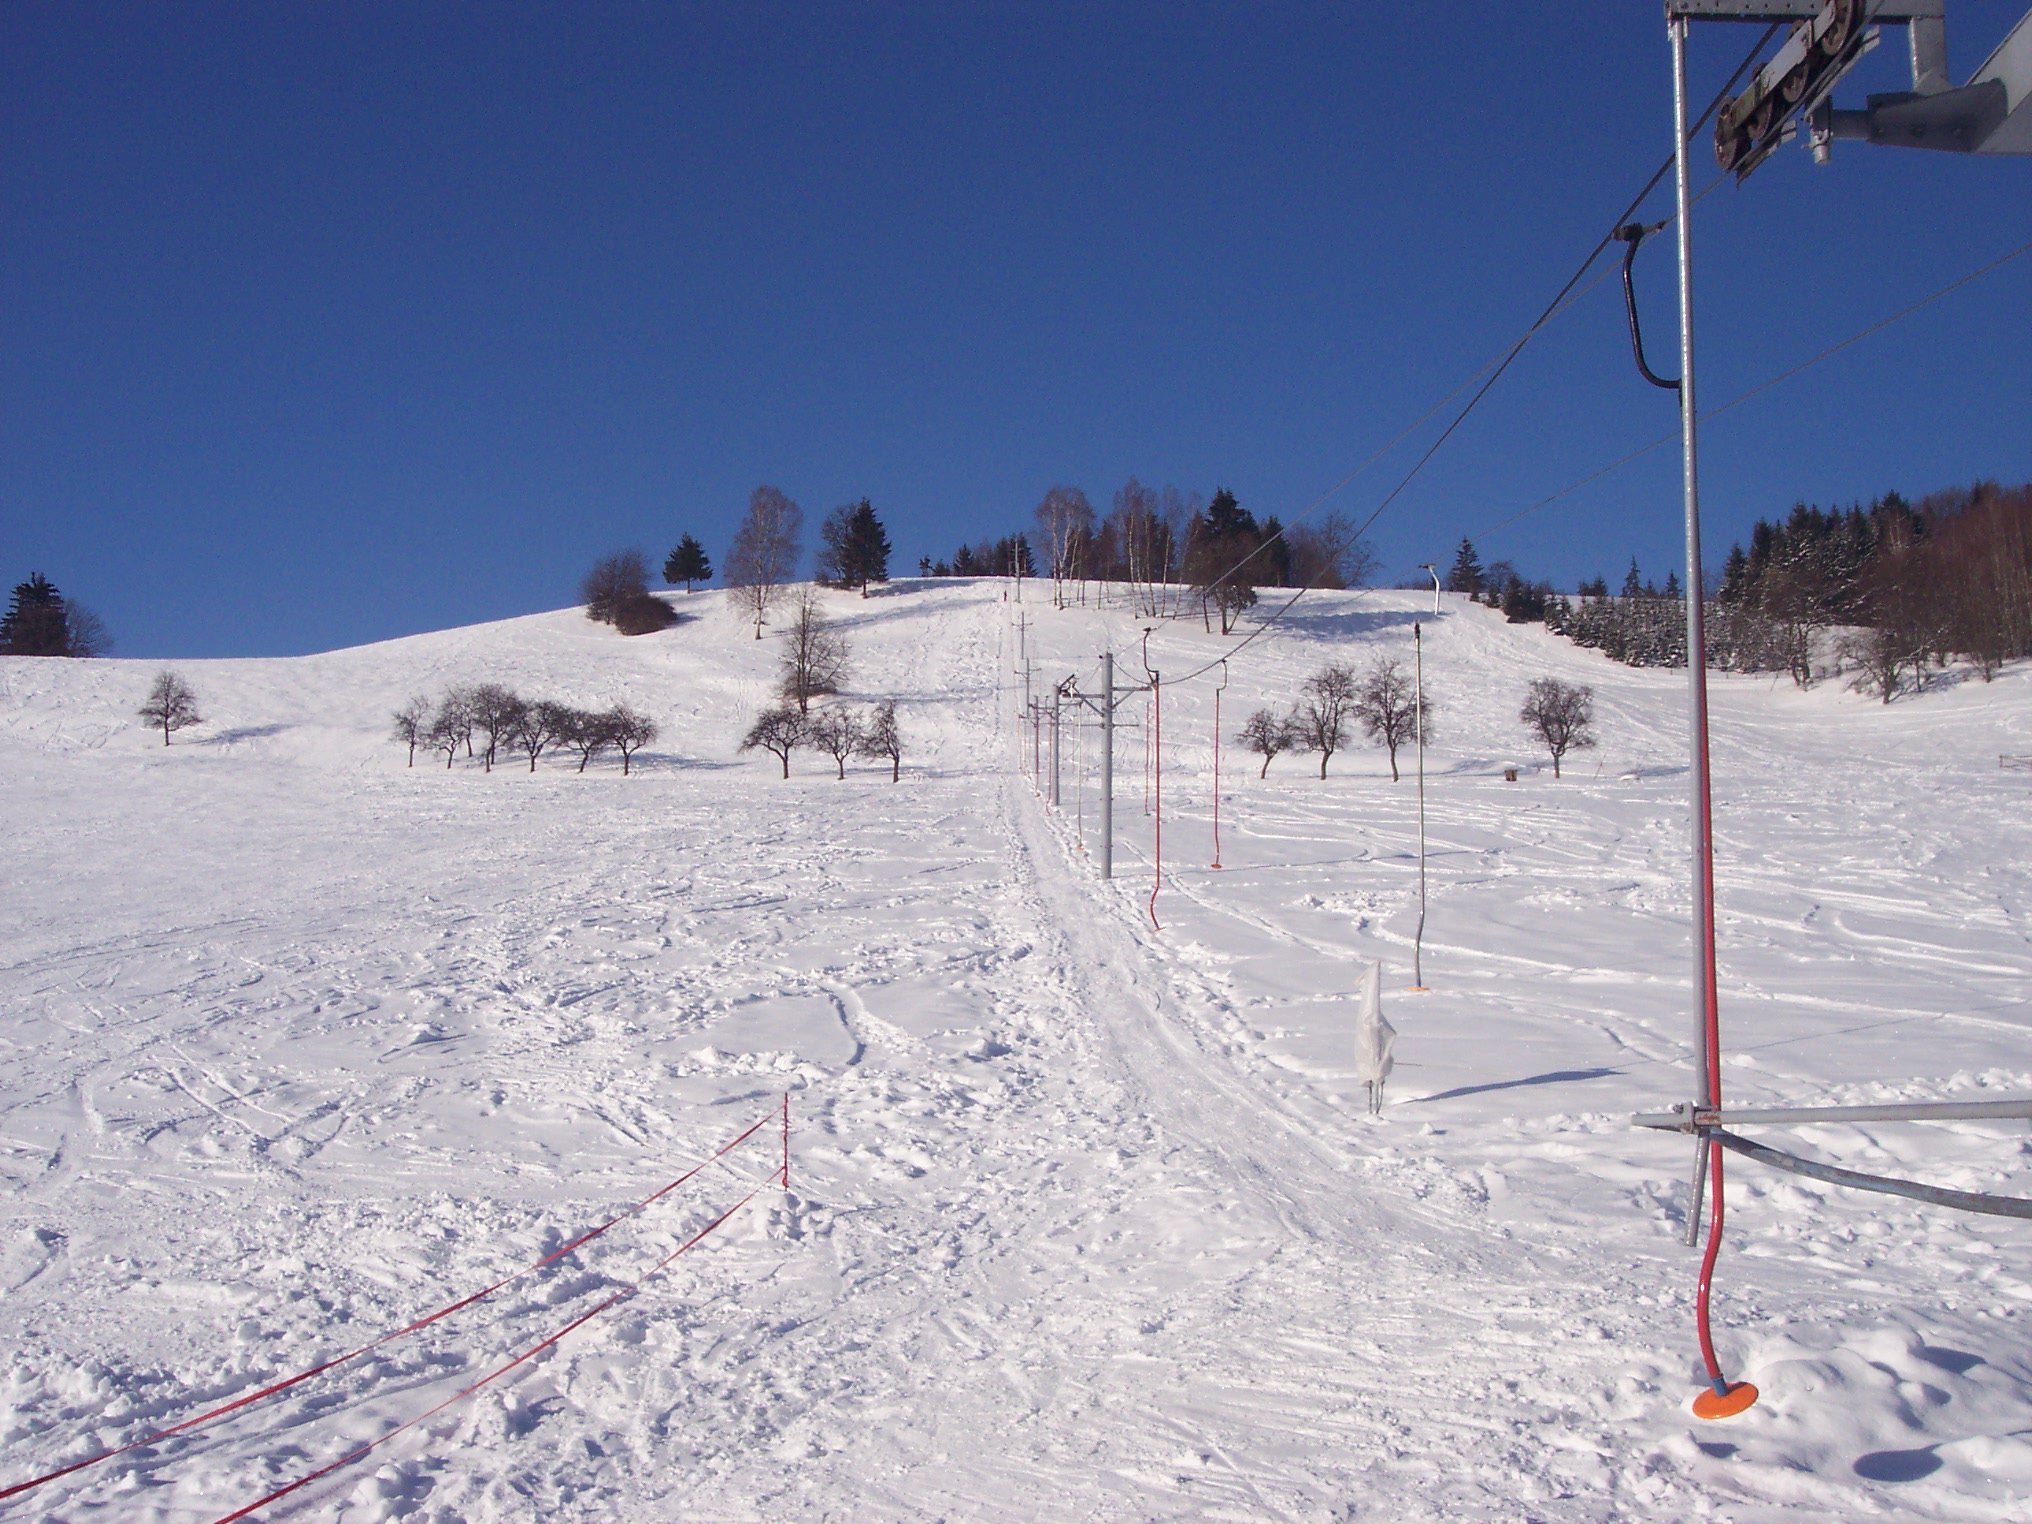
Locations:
1;1105;780;1509
207;1182;771;1523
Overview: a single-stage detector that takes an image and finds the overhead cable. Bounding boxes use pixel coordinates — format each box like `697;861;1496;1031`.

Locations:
1471;239;2032;544
1163;25;1780;688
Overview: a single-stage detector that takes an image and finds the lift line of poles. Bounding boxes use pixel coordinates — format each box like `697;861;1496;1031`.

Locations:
1015;620;1437;987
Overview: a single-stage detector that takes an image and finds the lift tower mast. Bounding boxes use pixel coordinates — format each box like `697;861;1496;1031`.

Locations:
1654;0;2029;1421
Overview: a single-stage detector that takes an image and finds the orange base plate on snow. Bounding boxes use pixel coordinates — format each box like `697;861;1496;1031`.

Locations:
1692;1382;1759;1419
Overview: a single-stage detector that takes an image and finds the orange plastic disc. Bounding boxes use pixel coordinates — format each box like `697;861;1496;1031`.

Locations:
1692;1382;1759;1420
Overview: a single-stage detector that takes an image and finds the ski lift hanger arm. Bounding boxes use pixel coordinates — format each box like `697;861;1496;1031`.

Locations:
1635;1099;2032;1221
1635;1097;2032;1129
1711;1127;2032;1218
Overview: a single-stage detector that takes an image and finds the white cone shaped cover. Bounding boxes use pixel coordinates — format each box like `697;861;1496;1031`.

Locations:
1353;961;1396;1086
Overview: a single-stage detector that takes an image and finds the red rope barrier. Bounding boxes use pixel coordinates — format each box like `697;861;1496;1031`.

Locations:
208;1183;770;1524
0;1106;779;1508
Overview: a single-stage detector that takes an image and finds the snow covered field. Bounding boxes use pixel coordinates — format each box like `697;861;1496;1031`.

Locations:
3;581;2028;1522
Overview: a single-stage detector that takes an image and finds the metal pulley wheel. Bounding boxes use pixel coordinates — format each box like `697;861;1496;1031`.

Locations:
1714;105;1744;171
1819;0;1864;57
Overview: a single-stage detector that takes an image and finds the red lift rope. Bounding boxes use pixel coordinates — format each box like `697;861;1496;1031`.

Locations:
1;1105;783;1510
1210;661;1226;869
1143;629;1161;932
1150;673;1162;931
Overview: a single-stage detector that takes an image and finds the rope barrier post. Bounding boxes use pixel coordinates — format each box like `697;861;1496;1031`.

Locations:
1410;622;1430;991
1669;11;1755;1422
782;1091;790;1189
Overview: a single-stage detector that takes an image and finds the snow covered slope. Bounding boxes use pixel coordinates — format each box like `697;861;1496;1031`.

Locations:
2;582;2028;1522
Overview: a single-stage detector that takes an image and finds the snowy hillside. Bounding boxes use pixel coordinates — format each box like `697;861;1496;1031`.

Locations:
3;581;2028;1523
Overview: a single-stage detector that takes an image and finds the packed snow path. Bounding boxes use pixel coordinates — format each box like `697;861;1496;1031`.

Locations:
3;583;2028;1521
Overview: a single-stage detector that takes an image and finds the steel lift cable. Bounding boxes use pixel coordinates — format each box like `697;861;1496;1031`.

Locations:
1163;26;1778;692
1468;239;2032;543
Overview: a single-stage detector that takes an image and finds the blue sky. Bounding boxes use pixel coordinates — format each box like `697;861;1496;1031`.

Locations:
4;2;2027;657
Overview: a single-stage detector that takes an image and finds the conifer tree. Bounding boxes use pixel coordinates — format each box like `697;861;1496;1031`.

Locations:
818;499;892;595
1445;538;1484;595
663;534;712;592
2;573;71;656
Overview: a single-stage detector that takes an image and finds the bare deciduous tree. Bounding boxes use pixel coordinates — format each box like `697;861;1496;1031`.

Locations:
1520;677;1596;777
430;687;478;765
724;485;804;638
427;701;467;768
583;550;676;634
512;700;574;772
613;592;677;635
139;671;202;745
1238;707;1298;778
606;704;658;775
66;603;112;657
808;705;863;779
1352;658;1433;782
1293;665;1359;778
556;706;607;772
1285;511;1378;590
778;590;849;713
858;699;903;782
741;705;805;778
391;695;431;767
1106;477;1166;617
582;550;650;624
1836;625;1923;704
1034;484;1096;608
467;683;525;772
